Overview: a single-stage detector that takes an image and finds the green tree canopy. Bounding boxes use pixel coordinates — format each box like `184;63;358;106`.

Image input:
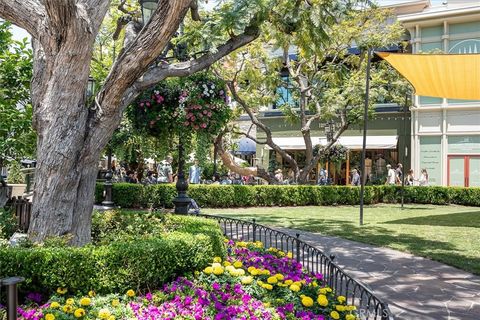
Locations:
0;22;35;165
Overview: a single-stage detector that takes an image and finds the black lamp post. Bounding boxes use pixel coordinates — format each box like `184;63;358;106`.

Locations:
101;148;114;208
324;120;335;184
139;0;158;25
172;135;191;214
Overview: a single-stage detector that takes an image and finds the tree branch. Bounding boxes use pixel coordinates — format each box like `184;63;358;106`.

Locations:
135;30;260;94
0;0;45;40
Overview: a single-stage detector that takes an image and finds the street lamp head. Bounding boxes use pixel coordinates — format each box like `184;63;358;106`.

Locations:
139;0;158;26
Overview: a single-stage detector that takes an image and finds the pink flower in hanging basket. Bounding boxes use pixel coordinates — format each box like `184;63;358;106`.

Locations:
203;110;208;115
140;102;144;107
207;112;212;117
201;123;207;128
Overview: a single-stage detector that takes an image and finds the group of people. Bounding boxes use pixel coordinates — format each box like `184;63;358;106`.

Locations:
385;163;429;186
349;164;429;187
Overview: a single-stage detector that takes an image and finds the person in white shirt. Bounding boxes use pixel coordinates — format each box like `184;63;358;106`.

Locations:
385;164;396;185
418;168;429;186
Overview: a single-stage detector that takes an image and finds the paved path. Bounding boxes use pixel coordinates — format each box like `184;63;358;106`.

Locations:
277;227;480;320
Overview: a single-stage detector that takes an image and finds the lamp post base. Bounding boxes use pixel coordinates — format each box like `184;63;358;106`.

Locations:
173;193;191;214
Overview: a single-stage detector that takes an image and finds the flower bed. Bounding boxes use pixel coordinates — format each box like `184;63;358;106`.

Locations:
8;240;357;320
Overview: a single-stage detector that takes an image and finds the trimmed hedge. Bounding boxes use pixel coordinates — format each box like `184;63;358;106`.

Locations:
95;183;480;208
0;214;224;295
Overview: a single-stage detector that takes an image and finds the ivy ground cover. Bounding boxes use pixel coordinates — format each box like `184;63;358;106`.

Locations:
10;240;357;320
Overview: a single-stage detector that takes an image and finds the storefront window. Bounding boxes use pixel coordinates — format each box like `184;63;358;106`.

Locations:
448;136;480;154
419;136;442;185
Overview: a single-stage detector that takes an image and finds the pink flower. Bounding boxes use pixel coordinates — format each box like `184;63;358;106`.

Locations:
199;113;203;118
191;116;196;121
184;121;190;126
146;102;151;107
201;123;207;128
187;113;193;118
203;110;208;115
207;112;212;117
194;125;199;130
140;102;144;107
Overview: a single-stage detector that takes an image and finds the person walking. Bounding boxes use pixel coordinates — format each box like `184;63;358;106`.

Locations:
405;169;415;186
189;159;202;184
351;169;361;186
385;164;396;185
395;163;403;185
157;155;173;183
418;168;429;186
274;169;284;183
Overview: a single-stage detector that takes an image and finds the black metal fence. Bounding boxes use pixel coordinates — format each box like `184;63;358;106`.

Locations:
196;213;393;320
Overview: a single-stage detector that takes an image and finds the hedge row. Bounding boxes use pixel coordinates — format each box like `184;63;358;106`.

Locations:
0;214;224;295
95;183;480;208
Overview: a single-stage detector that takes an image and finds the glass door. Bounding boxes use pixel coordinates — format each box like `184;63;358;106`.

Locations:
468;156;480;187
448;156;480;187
448;156;466;187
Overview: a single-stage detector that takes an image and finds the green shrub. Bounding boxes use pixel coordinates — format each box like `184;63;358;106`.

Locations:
95;183;480;208
0;214;224;295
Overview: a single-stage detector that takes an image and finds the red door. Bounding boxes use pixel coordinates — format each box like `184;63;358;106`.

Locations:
448;156;480;187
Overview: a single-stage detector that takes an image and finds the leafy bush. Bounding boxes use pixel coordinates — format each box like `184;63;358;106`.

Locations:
0;213;224;295
95;183;480;208
0;208;17;240
6;160;24;184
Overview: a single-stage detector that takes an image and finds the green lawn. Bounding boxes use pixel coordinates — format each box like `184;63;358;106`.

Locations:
203;204;480;275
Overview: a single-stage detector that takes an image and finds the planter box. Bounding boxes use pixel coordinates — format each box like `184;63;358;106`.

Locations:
10;184;26;198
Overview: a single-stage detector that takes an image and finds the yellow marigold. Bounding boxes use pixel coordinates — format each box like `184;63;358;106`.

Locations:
56;287;67;295
278;251;286;257
345;314;356;320
88;290;96;297
212;263;222;268
50;302;60;309
126;289;135;297
275;274;284;281
284;280;293;285
325;287;332;292
347;305;357;311
203;266;213;274
74;308;86;318
337;295;346;304
287;252;293;259
213;257;222;263
293;281;302;288
233;261;242;268
241;276;253;285
98;308;111;320
289;284;300;292
311;281;318;287
263;284;273;290
264;302;271;307
262;269;271;275
277;282;288;287
267;276;278;284
66;298;75;305
317;294;329;307
111;299;120;307
301;296;314;307
63;305;74;313
237;241;247;247
213;266;224;275
45;314;55;320
330;311;340;320
223;261;231;267
257;280;264;286
249;268;259;276
225;265;235;272
107;316;115;320
80;297;91;306
335;305;346;312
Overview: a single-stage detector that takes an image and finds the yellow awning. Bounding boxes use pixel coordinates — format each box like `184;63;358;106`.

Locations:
377;52;480;100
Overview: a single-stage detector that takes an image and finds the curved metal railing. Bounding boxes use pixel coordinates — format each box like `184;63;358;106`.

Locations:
195;213;393;320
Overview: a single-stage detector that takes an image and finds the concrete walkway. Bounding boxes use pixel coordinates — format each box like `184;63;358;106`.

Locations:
278;228;480;320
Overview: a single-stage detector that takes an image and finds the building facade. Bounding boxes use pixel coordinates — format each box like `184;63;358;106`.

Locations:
395;0;480;186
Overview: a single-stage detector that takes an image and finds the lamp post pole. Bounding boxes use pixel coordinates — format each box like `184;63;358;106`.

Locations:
102;148;114;208
173;134;191;214
401;92;409;209
359;48;372;226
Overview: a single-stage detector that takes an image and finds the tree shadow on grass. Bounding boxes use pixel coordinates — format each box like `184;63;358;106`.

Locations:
383;211;480;228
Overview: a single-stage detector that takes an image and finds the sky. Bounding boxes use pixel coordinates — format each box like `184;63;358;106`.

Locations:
6;0;470;42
